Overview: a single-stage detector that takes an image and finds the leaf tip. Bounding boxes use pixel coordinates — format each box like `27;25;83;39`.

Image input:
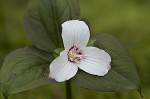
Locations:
3;92;8;99
138;89;144;99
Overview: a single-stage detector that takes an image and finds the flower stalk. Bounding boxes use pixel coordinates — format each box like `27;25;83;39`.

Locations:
66;80;72;99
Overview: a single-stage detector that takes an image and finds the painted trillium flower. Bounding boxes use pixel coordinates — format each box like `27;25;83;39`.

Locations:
49;20;111;82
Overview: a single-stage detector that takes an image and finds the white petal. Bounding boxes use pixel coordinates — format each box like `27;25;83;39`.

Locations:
78;47;111;76
49;50;78;82
62;20;90;50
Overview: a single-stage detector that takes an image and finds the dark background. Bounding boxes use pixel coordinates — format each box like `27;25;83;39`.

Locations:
0;0;150;98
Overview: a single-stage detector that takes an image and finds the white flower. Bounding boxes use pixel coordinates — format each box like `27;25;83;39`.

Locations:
49;20;111;82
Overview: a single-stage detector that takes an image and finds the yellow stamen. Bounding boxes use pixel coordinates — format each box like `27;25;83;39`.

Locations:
68;51;80;60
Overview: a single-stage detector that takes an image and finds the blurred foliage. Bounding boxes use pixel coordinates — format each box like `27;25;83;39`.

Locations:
0;0;150;99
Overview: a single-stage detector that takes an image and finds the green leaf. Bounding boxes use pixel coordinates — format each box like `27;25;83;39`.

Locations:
0;46;56;96
54;48;64;55
23;0;80;52
87;38;96;46
73;34;141;92
54;48;64;58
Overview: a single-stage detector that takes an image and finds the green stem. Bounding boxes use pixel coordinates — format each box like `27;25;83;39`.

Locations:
66;80;72;99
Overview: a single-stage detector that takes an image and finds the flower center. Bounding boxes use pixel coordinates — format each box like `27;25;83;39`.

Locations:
68;46;82;63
